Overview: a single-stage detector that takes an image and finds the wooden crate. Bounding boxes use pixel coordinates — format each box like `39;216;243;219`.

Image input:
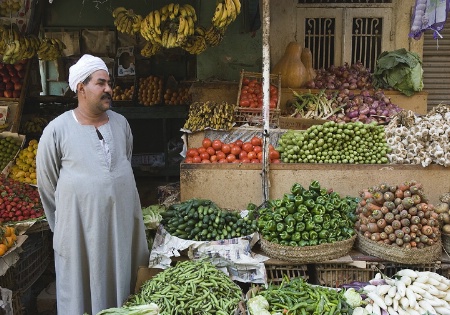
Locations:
315;262;380;288
278;116;326;130
265;264;309;285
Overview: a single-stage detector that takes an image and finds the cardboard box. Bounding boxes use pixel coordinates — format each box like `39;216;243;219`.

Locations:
134;266;164;293
278;116;326;130
116;46;136;77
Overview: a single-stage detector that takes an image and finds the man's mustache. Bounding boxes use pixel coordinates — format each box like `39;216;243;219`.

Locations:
101;93;112;100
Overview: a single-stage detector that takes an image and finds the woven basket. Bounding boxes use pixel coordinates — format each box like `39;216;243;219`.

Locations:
442;233;450;254
356;232;442;265
260;235;356;263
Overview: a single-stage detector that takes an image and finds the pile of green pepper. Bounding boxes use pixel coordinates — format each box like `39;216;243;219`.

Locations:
254;276;351;315
257;181;356;246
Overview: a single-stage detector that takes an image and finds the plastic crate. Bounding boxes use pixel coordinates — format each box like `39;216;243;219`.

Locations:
315;262;380;288
265;264;309;285
234;70;281;127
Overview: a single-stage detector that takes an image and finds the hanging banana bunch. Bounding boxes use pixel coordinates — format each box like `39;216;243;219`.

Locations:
204;25;226;48
37;38;66;61
211;0;241;30
112;7;142;35
1;23;29;64
140;41;162;58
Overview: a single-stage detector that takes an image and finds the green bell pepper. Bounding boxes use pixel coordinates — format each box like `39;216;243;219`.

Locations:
313;214;324;224
273;213;283;223
309;239;319;246
318;239;329;244
294;195;304;207
305;199;316;210
293;212;304;222
296;222;306;232
325;202;335;213
289;241;298;247
280;231;291;240
286;201;296;214
265;221;276;232
276;222;285;232
319;188;329;196
283;193;295;202
277;207;288;218
286;224;295;234
312;204;325;215
280;240;290;246
315;196;327;205
305;221;315;231
290;183;304;196
319;230;329;239
257;219;266;230
298;240;309;246
328;237;337;243
297;204;308;215
322;220;331;230
284;214;295;225
292;231;302;242
302;190;314;200
301;231;310;241
247;203;257;211
309;231;318;240
314;224;322;233
309;180;321;192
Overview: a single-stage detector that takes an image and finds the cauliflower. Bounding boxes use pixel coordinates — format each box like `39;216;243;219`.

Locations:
343;288;362;308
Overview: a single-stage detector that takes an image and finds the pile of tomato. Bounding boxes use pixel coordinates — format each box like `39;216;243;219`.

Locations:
238;78;279;109
185;136;281;164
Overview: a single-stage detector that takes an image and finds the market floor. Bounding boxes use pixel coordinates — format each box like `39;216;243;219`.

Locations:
23;176;179;315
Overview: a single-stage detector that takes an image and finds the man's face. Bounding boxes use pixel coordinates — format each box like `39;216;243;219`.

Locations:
83;70;112;112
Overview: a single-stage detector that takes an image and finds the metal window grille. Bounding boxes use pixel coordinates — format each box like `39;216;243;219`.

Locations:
304;18;336;69
351;17;383;71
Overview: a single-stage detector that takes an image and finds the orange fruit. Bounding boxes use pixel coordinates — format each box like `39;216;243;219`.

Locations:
0;244;7;256
3;236;14;248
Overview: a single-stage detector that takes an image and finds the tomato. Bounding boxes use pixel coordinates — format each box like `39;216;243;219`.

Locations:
218;158;228;163
235;139;243;148
192;156;202;163
268;144;275;151
269;100;276;108
198;147;206;154
226;154;236;163
200;152;210;160
257;152;263;161
185;157;193;163
187;148;199;158
202;138;212;148
206;147;216;156
247;151;257;160
269;150;280;160
253;145;262;154
210;155;218;162
239;100;250;107
201;159;211;163
251;159;260;163
271;159;281;163
250;101;257;108
221;144;231;154
216;151;226;160
232;159;241;164
250;136;262;147
212;139;222;151
242;142;253;153
243;78;250;85
239;151;248;160
241;157;250;163
230;145;241;156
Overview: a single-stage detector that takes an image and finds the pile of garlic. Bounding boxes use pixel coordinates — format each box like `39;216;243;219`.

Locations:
385;105;450;167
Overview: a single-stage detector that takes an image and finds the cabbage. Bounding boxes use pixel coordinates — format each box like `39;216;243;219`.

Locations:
141;205;165;230
247;295;271;315
343;288;362;308
372;48;424;96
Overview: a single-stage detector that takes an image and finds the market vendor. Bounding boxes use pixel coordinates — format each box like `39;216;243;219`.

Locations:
36;54;149;315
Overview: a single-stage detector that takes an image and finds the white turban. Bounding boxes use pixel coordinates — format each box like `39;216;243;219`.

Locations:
68;54;109;92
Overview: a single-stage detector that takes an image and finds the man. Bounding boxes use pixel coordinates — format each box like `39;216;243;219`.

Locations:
36;54;149;315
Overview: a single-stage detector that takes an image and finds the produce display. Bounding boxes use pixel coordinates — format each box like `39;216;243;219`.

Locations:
0;24;65;64
248;277;352;315
185;136;280;164
0;135;22;172
112;7;142;35
385;105;450;167
211;0;241;29
183;101;235;131
112;85;134;101
373;48;424;96
238;77;279;109
272;42;308;88
258;181;357;246
0;0;22;16
0;225;17;256
347;269;450;315
126;259;243;315
96;304;159;315
163;86;191;105
161;198;257;241
0;174;44;222
436;191;450;234
9;139;37;185
0;59;26;98
19;116;49;134
304;62;373;90
277;121;389;164
137;75;163;106
355;180;439;248
141;204;164;230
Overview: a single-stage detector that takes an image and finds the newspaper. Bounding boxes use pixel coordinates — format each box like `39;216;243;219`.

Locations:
149;225;269;283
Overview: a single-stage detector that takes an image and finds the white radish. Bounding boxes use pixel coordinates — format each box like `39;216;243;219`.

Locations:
372;302;381;315
425;295;447;307
396;306;408;315
396;280;406;297
394;292;401;301
384;294;393;306
368;291;388;310
418;299;436;314
400;296;409;310
434;306;450;315
407;284;428;296
403;307;420;315
384;277;396;286
393;296;399;311
365;303;373;313
413;275;429;283
399;275;412;286
387;306;399;315
405;287;417;309
444;291;450;302
410;281;429;290
387;285;397;298
396;269;418;279
426;277;441;287
374;272;382;279
363;284;377;292
376;284;391;296
413;292;422;301
437;281;449;291
428;271;450;284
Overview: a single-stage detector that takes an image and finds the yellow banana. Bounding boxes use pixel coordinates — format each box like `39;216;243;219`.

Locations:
168;3;174;14
162;29;170;47
154;10;161;34
184;4;196;19
114;10;127;26
212;3;223;23
147;11;155;30
177;16;186;35
173;3;179;16
179;6;188;18
226;0;236;21
186;16;195;36
112;6;127;18
231;0;241;15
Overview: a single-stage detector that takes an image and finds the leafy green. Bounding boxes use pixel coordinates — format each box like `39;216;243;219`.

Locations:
372;48;424;96
141;204;165;230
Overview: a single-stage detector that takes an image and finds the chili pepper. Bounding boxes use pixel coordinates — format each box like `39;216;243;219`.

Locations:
301;231;309;241
319;229;329;239
265;220;276;232
286;201;296;214
289;241;298;247
296;222;306;232
316;196;327;205
309;230;318;240
293;212;304;222
292;231;302;242
302;190;314;200
273;213;283;223
305;220;315;231
290;183;304;196
312;204;326;215
286;224;295;234
280;231;291;240
309;180;321;192
305;199;316;210
294;194;304;207
313;214;324;224
276;222;285;232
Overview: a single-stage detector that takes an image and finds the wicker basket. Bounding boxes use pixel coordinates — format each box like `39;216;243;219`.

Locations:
356;232;442;265
442;233;450;254
260;235;356;264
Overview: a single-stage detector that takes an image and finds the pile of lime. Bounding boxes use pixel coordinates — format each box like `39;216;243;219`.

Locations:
0;136;22;172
